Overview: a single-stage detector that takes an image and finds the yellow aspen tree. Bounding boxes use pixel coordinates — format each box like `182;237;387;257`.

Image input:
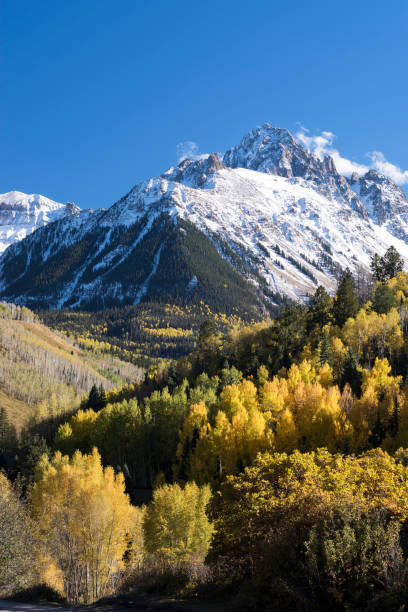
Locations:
317;363;334;388
362;358;402;396
209;410;235;478
275;408;298;452
31;448;135;604
257;364;269;386
339;383;354;419
292;381;326;448
175;402;211;483
331;337;346;380
350;385;377;450
126;506;145;573
176;401;210;464
372;309;402;360
287;363;302;391
343;309;370;363
299;360;317;384
310;387;351;452
143;482;213;565
189;410;232;484
219;384;244;419
237;379;259;413
260;377;290;419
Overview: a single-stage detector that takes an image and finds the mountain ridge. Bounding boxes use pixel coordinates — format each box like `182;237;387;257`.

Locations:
1;123;408;311
0;190;81;253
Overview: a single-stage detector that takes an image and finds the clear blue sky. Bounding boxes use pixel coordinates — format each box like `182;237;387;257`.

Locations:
1;0;408;209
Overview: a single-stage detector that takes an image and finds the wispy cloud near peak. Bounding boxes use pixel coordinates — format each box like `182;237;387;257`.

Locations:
176;141;209;163
296;127;369;176
296;127;408;186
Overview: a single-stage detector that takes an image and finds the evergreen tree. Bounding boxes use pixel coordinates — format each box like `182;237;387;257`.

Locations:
319;330;333;366
333;269;358;327
167;362;179;391
272;303;308;370
383;246;404;280
388;399;399;439
198;319;217;346
342;434;350;455
87;384;101;410
370;253;382;283
372;283;398;314
191;423;200;451
16;436;51;483
340;348;362;396
368;412;387;447
178;436;191;481
87;385;106;411
98;385;107;410
308;285;333;331
371;246;404;283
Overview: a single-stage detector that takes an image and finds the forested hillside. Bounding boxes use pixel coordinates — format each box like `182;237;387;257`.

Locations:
4;247;408;610
0;303;143;432
40;302;253;365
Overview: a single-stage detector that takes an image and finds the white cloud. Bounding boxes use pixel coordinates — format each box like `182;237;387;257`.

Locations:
296;127;369;176
368;151;408;185
176;141;209;163
295;127;408;185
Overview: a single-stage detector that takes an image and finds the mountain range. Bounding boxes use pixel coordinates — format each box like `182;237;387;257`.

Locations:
1;123;408;313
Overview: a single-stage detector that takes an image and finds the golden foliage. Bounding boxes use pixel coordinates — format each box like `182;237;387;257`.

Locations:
31;448;136;604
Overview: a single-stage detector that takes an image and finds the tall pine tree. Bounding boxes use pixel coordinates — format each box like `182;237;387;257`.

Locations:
333;269;358;327
340;348;362;396
308;285;333;332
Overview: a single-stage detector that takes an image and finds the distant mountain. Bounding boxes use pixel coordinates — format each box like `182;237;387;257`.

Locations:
0;190;80;253
1;123;408;312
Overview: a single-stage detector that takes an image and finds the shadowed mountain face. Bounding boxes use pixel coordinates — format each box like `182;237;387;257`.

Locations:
1;123;408;312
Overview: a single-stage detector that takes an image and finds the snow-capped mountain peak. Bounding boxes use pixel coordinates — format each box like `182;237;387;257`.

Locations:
223;123;323;179
0;191;80;253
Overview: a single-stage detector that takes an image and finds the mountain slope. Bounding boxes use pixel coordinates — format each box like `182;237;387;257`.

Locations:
349;170;408;239
0;303;143;427
0;210;265;313
0;191;80;253
1;123;408;311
